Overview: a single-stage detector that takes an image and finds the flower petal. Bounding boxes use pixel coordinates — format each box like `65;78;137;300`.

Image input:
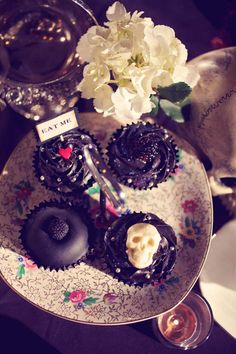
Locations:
94;85;115;116
106;1;128;22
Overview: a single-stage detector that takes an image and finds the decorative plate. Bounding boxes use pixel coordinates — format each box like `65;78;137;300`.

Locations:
0;113;213;325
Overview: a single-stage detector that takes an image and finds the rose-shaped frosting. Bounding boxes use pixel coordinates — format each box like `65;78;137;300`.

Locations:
107;122;178;189
104;212;177;286
35;129;97;194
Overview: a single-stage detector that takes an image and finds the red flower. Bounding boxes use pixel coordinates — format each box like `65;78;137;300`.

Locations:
152;279;165;288
69;290;87;303
24;257;37;269
181;200;198;213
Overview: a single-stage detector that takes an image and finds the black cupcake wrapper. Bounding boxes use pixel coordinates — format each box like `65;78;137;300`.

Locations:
33;128;103;196
19;199;97;271
103;211;177;288
106;122;179;191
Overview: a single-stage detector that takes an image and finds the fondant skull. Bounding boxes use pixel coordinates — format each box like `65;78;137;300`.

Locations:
126;223;161;269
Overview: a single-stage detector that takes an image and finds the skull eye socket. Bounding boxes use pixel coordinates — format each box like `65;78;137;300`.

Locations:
132;236;141;243
148;239;155;247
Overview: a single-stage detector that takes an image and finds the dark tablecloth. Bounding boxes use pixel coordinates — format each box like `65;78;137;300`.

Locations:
0;1;236;353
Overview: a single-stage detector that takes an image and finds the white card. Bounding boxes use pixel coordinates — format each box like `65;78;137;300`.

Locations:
36;109;79;142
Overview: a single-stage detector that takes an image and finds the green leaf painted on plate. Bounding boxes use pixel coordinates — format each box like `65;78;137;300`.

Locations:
158;82;191;102
17;263;25;278
83;297;99;306
185;216;191;227
16;201;23;215
166;276;179;285
26;182;35;192
64;291;71;297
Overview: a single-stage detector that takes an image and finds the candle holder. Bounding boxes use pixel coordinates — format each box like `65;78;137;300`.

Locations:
152;291;213;350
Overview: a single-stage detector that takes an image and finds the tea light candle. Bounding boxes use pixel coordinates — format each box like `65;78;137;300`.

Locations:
158;303;197;344
153;291;213;350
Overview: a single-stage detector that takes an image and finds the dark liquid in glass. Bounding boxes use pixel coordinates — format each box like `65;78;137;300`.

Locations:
0;1;90;84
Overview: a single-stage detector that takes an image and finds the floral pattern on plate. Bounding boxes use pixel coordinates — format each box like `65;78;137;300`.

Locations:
63;289;118;311
170;149;185;181
0;112;213;325
16;255;37;278
179;199;203;248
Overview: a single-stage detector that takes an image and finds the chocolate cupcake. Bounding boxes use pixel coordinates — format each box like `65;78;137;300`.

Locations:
20;200;95;270
104;212;177;287
107;122;178;190
34;129;100;195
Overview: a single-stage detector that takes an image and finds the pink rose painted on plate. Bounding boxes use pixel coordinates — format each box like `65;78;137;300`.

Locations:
69;290;87;303
181;200;198;213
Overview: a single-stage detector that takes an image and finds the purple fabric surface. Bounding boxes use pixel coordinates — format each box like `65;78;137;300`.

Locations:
1;279;236;354
0;1;236;353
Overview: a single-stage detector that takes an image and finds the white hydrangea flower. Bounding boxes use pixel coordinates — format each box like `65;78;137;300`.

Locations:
106;1;129;22
126;65;156;97
78;63;110;99
112;87;152;121
151;70;173;88
93;84;115;116
76;26;110;63
76;1;199;121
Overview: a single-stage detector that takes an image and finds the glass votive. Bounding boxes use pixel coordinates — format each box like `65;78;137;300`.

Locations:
152;291;213;350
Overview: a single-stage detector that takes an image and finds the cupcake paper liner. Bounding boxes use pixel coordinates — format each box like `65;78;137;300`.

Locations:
33;128;102;196
106;122;179;190
20;199;97;271
103;211;177;287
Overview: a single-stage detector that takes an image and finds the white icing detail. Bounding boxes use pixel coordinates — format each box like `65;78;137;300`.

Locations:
126;223;161;269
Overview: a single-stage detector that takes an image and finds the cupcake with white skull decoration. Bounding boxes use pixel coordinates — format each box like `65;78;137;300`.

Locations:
104;212;177;287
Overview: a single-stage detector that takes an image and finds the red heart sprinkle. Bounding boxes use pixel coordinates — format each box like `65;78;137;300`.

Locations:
59;147;72;160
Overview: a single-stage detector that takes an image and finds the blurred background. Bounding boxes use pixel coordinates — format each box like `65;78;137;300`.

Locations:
0;1;236;354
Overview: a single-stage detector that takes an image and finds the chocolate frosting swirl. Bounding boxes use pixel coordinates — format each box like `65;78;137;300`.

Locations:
35;129;97;194
107;122;178;189
104;212;177;286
